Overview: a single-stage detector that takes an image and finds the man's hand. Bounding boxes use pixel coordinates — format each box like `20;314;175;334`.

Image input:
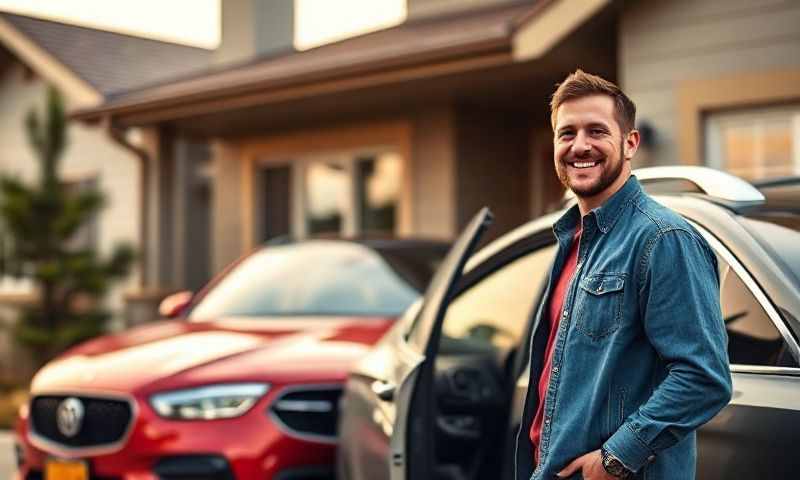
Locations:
557;449;617;480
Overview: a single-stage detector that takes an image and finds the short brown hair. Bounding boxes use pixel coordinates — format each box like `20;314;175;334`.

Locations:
550;69;636;133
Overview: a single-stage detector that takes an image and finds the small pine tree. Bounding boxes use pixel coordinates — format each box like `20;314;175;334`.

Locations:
0;86;134;364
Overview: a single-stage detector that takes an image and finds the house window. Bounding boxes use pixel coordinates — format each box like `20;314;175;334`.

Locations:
355;152;401;233
305;159;350;235
301;150;401;236
705;104;800;180
260;149;402;240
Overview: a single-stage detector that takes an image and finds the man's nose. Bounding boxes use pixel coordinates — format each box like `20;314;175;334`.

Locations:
570;131;591;156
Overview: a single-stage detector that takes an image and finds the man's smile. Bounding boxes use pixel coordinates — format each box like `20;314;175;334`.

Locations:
565;158;605;170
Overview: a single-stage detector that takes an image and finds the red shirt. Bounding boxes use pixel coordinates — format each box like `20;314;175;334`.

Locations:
529;226;582;462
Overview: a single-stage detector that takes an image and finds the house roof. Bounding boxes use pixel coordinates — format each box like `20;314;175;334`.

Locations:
0;11;212;97
74;0;545;122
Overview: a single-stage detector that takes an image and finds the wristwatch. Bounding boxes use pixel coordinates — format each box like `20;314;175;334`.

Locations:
600;448;633;479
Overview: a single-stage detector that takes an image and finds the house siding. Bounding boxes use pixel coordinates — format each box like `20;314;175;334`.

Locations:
620;0;800;167
411;107;458;239
211;140;244;275
455;106;530;242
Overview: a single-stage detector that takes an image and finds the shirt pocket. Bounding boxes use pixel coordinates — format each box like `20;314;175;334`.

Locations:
574;273;625;339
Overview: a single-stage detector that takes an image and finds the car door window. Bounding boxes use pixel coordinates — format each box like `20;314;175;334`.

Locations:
439;244;557;354
718;254;799;368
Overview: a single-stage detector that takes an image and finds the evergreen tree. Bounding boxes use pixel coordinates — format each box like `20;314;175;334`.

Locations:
0;86;134;364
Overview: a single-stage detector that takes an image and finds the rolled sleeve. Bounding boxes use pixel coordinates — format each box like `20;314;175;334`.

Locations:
603;423;654;472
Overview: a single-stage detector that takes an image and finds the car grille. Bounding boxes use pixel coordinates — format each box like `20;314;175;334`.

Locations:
30;395;133;448
270;386;343;440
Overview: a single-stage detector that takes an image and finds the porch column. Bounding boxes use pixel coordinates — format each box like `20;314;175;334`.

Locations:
210;140;245;275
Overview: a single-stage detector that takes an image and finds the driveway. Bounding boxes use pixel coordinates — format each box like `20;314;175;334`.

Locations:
0;430;16;478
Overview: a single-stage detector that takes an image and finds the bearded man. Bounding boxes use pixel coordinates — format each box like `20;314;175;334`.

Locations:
514;70;732;480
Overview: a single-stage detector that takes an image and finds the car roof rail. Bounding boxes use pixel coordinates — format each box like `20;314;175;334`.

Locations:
634;166;765;203
562;166;765;204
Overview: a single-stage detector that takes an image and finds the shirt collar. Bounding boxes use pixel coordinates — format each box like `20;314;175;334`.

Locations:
554;175;643;236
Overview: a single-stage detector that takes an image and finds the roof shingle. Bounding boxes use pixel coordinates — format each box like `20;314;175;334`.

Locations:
0;12;212;96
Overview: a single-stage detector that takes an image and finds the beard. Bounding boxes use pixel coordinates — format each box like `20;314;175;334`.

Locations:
557;138;626;198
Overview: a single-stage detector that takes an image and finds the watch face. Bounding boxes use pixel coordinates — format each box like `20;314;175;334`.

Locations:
603;456;628;477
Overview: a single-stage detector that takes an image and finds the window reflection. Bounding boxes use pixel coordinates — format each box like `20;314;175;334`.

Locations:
305;161;348;234
356;153;401;233
706;105;800;180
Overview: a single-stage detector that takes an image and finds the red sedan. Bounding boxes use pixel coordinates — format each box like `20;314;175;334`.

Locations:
14;238;446;480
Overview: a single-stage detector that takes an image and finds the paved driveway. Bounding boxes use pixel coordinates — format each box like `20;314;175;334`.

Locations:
0;430;16;478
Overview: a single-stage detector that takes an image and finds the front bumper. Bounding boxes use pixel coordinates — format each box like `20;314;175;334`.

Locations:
15;389;336;480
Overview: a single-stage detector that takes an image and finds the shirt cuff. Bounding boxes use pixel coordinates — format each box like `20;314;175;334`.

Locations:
603;423;655;473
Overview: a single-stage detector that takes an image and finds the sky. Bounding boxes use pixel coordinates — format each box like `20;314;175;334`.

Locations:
0;0;407;50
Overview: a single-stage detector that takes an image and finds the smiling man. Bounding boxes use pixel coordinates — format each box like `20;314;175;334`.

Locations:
514;70;732;480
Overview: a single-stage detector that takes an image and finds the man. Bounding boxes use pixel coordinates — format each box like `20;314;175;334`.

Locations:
514;70;732;480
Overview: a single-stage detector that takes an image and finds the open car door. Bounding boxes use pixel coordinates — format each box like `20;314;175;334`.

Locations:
389;207;493;480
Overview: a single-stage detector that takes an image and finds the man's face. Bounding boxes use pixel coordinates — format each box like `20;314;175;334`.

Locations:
553;95;632;198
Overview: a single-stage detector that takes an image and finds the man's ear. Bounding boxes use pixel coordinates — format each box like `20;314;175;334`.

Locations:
624;129;641;161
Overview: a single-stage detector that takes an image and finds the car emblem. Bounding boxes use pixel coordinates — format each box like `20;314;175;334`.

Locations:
56;397;84;438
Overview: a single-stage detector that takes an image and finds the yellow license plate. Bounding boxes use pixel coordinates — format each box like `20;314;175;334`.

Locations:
45;458;88;480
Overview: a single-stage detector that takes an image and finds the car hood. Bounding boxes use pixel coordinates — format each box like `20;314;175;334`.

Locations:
30;316;394;394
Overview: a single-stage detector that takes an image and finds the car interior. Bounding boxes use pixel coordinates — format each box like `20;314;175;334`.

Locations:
427;233;558;480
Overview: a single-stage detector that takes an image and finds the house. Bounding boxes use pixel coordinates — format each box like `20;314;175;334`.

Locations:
0;11;211;380
73;0;800;315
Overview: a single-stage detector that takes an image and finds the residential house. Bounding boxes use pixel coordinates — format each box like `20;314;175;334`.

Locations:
74;0;800;315
0;11;211;380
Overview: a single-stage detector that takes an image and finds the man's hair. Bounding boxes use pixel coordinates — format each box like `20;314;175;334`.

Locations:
550;69;637;134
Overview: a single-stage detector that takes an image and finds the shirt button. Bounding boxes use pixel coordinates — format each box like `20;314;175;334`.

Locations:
545;419;550;425
552;366;559;373
648;455;656;462
562;310;568;317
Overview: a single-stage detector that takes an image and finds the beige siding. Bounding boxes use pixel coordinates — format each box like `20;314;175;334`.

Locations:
210;140;244;275
0;64;140;322
620;0;800;167
411;107;457;239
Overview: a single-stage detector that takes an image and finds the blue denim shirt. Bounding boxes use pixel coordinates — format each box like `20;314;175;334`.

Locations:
515;176;732;480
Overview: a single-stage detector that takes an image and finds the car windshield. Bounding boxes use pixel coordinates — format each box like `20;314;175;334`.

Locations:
738;212;800;291
188;240;445;319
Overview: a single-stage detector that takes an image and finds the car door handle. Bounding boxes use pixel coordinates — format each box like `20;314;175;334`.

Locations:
371;380;396;401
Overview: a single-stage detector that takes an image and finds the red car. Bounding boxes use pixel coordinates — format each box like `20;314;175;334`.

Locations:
14;238;446;480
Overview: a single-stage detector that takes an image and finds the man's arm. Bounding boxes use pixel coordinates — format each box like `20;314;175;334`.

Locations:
602;228;733;472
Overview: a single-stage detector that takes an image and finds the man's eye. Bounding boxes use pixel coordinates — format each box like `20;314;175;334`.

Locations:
590;129;605;135
559;131;574;138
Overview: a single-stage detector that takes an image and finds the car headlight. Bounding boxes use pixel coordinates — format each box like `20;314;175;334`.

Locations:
150;383;269;420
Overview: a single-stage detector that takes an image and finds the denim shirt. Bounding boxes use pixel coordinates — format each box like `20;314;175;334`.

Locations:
514;176;733;480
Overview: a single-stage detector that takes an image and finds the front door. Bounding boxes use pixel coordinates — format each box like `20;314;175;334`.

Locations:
388;207;493;480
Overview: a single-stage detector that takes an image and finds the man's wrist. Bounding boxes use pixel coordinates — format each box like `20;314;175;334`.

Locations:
601;447;633;479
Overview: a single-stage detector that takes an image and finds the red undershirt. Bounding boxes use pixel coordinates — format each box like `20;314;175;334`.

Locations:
530;226;582;463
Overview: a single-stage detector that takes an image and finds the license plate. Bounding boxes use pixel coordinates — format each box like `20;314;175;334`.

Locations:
45;458;88;480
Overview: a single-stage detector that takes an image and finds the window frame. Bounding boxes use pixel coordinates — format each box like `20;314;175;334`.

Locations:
690;219;800;375
292;147;403;239
437;238;559;354
403;229;557;350
704;104;800;180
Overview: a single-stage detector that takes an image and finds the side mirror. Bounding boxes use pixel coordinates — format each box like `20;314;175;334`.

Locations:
159;291;193;319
